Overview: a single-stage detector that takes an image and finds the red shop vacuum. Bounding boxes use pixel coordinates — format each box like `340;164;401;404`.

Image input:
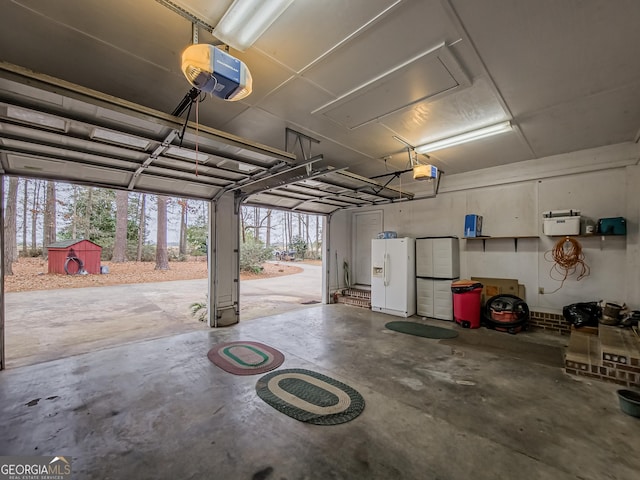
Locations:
483;294;529;334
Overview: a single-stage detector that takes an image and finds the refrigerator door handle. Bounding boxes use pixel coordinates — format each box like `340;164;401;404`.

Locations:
384;253;389;286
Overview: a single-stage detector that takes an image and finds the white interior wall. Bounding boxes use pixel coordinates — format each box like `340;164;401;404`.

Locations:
329;142;640;312
536;169;628;308
626;165;640;305
327;211;352;293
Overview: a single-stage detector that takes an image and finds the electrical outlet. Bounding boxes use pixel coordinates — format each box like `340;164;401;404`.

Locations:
538;287;544;294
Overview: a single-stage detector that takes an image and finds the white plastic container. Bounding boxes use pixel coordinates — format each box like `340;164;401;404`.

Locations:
543;216;580;235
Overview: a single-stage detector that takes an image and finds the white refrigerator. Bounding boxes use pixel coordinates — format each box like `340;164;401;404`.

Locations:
371;237;416;317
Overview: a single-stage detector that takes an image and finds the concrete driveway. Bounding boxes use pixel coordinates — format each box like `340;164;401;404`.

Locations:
240;262;322;319
4;262;322;368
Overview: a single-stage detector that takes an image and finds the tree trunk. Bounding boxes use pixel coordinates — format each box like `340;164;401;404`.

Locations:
254;207;259;241
287;212;293;247
85;187;93;239
240;208;246;244
4;177;19;275
136;193;146;261
305;214;310;260
71;186;78;239
266;209;272;247
30;180;41;254
21;178;28;257
43;181;57;258
315;215;320;257
155;195;169;270
179;199;188;256
112;189;128;262
283;212;287;249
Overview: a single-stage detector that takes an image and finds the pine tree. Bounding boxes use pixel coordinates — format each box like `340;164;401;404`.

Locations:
136;193;146;261
155;195;169;270
4;177;19;275
21;178;28;257
178;198;188;256
112;190;128;262
43;181;57;258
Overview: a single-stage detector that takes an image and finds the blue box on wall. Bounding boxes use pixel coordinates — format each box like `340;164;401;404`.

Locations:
464;215;483;237
598;217;626;235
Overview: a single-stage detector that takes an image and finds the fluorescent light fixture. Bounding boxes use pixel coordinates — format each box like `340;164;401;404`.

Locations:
166;146;209;163
91;128;150;150
213;0;295;51
415;121;512;154
5;106;67;132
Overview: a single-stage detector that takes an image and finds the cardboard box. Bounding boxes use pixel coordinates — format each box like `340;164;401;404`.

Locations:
464;214;483;237
470;277;526;305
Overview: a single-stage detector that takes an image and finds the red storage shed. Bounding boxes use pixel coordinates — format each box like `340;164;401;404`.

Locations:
47;239;102;275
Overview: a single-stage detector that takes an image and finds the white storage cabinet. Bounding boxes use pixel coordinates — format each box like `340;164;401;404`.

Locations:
415;237;460;321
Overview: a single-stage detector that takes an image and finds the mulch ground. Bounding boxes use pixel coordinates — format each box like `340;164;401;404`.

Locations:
5;257;307;293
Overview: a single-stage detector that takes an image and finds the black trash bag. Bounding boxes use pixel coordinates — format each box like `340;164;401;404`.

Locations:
562;302;601;327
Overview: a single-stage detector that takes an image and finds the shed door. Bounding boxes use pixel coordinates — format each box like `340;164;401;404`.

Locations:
353;210;383;286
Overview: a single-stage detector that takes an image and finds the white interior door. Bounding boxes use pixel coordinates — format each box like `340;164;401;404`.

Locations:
353;210;382;286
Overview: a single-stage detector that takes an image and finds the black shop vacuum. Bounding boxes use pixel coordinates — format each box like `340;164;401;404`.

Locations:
483;294;530;334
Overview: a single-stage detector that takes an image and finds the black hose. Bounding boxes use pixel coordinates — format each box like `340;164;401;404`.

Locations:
64;256;85;275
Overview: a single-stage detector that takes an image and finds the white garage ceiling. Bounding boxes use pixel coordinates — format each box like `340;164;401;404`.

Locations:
1;0;639;205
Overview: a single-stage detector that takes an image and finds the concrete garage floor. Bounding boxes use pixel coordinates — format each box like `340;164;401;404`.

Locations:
4;263;322;368
1;305;638;479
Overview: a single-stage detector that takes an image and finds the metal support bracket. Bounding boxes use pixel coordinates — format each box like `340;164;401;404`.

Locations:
285;128;320;161
156;1;216;33
128;129;180;190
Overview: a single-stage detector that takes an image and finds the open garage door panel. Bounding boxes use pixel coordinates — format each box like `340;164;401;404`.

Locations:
0;62;296;200
0;63;414;212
